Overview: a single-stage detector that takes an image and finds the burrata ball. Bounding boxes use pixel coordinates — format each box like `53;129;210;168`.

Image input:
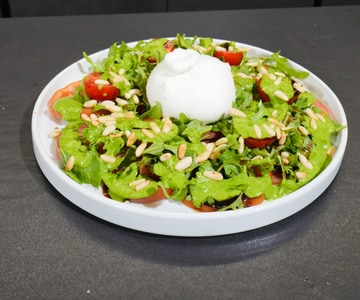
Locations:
146;48;236;123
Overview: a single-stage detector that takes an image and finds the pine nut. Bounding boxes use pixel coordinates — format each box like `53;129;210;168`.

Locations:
266;73;277;80
279;131;287;145
178;143;187;159
296;171;307;179
263;124;276;137
48;128;61;138
305;108;318;120
142;128;154;139
316;113;326;123
203;170;223;181
238;136;245;154
135;142;147;157
310;118;317;130
124;111;135;118
236;72;251;79
115;98;129;106
229;108;247;118
103;102;121;113
326;146;336;156
175;156;192;171
98;115;116;124
94;79;110;85
126;132;136;147
274;90;289;101
64;156;75;171
281;151;290;158
298;125;309;136
215;45;227;52
268;118;286;130
162;119;173;133
298;153;313;170
135;180;150;191
160;153;172;161
274;71;286;77
133;94;139;104
215;137;228;146
274;77;283;86
129;178;146;187
253;124;262;139
293;82;305;93
81;113;91;122
100;154;116;163
259;66;268;75
195;143;215;163
149;121;161;133
102;124;116;136
111;112;124;118
83;99;98;108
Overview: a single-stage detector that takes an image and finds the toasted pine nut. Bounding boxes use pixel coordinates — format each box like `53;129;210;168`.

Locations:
296;171;307;179
102;124;116;136
126;132;136;147
149;121;161;133
203;170;223;181
326;146;336;156
160;153;172;161
178;143;187;160
83;99;98;108
64;156;75;171
129;178;146;187
135;142;147;157
135;180;150;191
215;137;228;146
142;128;155;139
298;125;309;136
162;119;173;133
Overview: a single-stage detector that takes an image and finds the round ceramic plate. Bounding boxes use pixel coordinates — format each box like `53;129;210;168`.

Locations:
31;39;348;237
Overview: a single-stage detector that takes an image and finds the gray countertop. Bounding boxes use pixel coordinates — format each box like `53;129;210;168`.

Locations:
1;6;359;299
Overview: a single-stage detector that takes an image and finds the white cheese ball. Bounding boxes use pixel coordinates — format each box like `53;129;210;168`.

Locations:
146;48;236;124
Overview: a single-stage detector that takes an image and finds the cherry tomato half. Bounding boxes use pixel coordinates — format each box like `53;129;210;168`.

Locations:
244;137;277;149
129;187;173;204
242;194;265;207
256;79;270;102
214;50;243;66
84;72;120;101
147;40;175;63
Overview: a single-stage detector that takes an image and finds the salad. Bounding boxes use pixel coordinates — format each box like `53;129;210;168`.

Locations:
48;34;344;212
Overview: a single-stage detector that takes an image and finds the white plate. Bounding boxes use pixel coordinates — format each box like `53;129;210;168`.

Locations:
31;39;348;237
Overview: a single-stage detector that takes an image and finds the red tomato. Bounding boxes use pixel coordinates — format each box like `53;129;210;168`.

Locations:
163;40;175;52
244;137;276;149
48;80;82;121
214;50;243;66
312;99;330;117
270;171;282;185
182;199;217;212
129;187;173;204
80;107;110;117
147;40;175;63
84;72;120;101
256;79;270;102
242;194;265;207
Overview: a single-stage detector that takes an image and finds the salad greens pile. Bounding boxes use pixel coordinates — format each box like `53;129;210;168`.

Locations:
51;34;344;211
